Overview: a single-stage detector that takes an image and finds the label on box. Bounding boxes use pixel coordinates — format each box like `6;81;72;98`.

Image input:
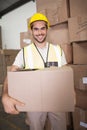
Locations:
82;77;87;84
80;122;87;128
23;39;31;44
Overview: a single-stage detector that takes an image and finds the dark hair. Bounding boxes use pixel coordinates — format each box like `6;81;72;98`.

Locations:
30;21;48;30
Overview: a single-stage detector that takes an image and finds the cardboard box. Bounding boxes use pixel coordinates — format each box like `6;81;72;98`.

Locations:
20;31;32;48
76;89;87;109
73;107;87;130
8;66;74;112
60;44;73;64
70;0;87;17
70;65;87;90
68;16;87;42
47;23;69;45
72;42;87;65
36;0;69;25
0;49;6;84
3;49;20;66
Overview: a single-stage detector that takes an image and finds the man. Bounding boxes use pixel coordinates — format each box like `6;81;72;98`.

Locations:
2;13;67;130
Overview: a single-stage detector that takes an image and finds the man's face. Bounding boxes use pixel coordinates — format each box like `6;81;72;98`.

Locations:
31;21;48;44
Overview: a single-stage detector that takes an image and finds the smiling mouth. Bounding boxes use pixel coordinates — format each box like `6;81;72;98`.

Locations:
38;35;43;39
37;34;44;39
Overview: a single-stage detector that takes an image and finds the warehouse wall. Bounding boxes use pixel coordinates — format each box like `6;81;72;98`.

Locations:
0;1;36;49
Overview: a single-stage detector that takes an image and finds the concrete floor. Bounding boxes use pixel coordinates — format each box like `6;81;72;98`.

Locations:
0;97;29;130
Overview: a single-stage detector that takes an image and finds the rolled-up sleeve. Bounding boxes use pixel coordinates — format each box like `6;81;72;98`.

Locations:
13;49;24;68
61;50;67;66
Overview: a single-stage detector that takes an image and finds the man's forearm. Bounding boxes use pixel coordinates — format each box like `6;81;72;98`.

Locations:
2;77;8;96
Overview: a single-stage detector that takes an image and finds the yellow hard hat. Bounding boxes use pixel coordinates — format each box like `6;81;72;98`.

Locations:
28;13;50;29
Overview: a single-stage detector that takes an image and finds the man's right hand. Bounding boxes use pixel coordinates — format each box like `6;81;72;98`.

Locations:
2;94;24;114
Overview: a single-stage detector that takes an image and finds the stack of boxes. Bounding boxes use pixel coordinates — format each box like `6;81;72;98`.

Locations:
3;49;20;67
68;1;87;129
68;0;87;130
70;65;87;130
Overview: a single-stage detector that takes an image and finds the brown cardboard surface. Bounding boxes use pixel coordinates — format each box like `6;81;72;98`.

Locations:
47;23;69;45
20;31;32;48
70;0;87;17
8;66;74;112
36;0;69;25
68;16;87;42
72;42;87;65
69;65;87;90
3;49;20;66
60;44;73;64
0;50;6;84
73;107;87;130
76;89;87;109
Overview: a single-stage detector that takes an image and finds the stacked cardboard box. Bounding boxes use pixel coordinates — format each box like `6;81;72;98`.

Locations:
20;31;32;48
36;0;69;25
0;50;6;84
73;107;87;130
72;42;87;65
0;50;6;95
69;0;87;17
68;16;87;42
3;49;20;66
70;65;87;109
70;63;87;130
71;65;87;129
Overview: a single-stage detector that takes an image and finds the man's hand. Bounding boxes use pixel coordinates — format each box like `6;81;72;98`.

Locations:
2;94;24;114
